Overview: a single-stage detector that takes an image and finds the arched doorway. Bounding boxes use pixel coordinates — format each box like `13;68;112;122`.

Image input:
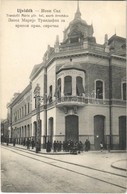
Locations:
94;115;105;150
48;117;53;144
65;115;79;142
119;116;126;150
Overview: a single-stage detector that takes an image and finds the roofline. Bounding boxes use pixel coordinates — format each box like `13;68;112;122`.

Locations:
9;83;32;107
30;48;126;81
108;34;126;43
56;66;86;74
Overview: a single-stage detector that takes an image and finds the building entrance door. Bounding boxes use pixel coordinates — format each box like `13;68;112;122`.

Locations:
94;115;105;150
65;115;79;142
119;116;126;150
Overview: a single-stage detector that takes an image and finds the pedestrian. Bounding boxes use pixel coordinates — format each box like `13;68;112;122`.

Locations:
63;141;65;151
46;140;51;152
26;138;30;149
13;138;16;146
53;140;57;152
23;138;25;146
31;139;35;149
56;141;59;152
78;141;83;153
70;140;74;152
59;141;62;152
85;139;90;151
36;141;39;153
6;138;9;146
100;141;104;152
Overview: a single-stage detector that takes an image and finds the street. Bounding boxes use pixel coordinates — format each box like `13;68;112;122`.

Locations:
1;145;126;193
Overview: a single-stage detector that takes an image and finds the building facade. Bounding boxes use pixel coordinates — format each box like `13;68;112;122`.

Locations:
7;5;126;150
7;85;32;144
1;119;9;143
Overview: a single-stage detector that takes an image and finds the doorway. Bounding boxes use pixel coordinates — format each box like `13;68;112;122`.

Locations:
119;116;126;150
94;115;105;150
48;117;53;144
65;115;79;142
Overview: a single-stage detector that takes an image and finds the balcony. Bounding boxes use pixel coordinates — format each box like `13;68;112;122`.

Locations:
56;96;87;107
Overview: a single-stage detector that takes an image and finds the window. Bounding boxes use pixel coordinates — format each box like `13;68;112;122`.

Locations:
17;110;19;119
25;104;27;115
15;113;17;122
96;80;103;99
70;37;79;43
48;85;53;102
20;108;21;118
28;103;30;114
64;76;72;96
123;83;126;100
54;78;61;98
22;107;24;117
76;76;85;96
35;97;37;108
57;78;61;98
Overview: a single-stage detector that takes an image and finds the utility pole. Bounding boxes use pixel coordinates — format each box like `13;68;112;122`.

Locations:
43;66;47;149
108;53;112;151
34;84;41;152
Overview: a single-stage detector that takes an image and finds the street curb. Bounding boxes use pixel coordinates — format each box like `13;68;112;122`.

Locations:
111;160;127;171
2;144;71;155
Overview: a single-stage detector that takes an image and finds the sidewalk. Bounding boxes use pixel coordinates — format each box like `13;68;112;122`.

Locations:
2;143;127;172
111;159;127;171
2;143;70;155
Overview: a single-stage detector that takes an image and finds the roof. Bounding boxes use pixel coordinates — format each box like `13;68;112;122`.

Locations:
29;63;42;79
57;61;86;73
108;34;126;44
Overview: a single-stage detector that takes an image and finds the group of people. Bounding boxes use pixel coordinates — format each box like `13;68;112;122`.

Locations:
11;138;104;153
63;140;84;153
20;138;35;149
45;139;91;154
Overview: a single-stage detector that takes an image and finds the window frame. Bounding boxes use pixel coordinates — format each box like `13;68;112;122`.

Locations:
95;79;105;99
64;76;72;96
121;82;126;100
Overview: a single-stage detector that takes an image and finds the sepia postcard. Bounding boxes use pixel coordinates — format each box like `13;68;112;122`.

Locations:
1;0;126;193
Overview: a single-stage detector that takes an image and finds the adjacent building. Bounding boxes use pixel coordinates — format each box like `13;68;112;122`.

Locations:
7;4;126;150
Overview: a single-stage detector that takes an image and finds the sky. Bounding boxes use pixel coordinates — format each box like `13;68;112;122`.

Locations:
0;0;126;119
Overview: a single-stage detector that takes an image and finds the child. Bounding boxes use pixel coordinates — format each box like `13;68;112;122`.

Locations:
100;141;103;152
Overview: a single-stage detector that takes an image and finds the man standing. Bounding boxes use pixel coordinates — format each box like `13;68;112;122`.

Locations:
85;139;90;151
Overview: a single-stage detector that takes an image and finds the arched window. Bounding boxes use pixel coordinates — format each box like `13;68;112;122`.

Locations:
20;108;21;118
57;78;61;98
96;80;103;99
48;85;53;102
25;104;27;115
22;107;24;117
122;83;126;100
64;76;72;96
54;78;61;98
28;103;30;114
76;76;85;96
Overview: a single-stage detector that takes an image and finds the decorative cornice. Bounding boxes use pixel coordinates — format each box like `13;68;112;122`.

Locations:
30;49;126;81
10;84;32;107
